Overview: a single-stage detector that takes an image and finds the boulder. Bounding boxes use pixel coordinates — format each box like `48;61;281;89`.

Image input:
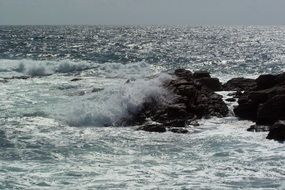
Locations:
196;77;222;91
174;69;193;80
256;74;277;90
193;71;211;79
256;95;285;125
223;78;256;91
266;121;285;141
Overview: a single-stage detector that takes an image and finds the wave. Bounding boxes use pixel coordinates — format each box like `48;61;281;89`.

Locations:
0;59;163;79
63;73;174;127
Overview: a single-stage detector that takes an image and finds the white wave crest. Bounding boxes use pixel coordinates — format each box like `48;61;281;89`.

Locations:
0;59;162;79
64;73;174;127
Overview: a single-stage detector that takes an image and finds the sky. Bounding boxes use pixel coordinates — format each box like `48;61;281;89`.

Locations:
0;0;285;25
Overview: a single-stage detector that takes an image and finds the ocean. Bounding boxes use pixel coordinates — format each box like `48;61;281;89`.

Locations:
0;26;284;189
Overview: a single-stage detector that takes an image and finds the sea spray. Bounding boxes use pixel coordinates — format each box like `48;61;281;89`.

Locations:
65;73;174;127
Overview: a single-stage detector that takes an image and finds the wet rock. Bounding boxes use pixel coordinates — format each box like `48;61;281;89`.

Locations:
227;90;243;98
91;88;104;93
164;119;186;127
225;98;236;102
169;128;189;134
0;78;8;83
188;120;199;126
266;121;285;141
137;124;166;133
234;79;285;123
247;124;269;132
120;68;228;133
70;78;82;82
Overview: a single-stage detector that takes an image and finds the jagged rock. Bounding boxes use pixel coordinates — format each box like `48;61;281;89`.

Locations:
266;121;285;141
234;77;285;124
120;68;228;133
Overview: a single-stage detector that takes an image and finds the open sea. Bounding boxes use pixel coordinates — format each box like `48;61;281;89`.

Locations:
0;26;285;189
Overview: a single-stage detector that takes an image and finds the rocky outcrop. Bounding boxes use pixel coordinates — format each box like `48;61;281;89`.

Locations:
231;72;285;141
121;68;285;142
122;69;228;133
233;74;285;125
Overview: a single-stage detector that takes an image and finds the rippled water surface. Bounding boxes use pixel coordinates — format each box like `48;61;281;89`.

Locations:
0;26;285;189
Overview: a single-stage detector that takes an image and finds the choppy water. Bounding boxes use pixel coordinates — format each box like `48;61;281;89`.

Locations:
0;26;285;189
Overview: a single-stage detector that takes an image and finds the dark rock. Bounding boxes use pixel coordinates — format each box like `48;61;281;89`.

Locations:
174;69;193;80
223;78;256;91
70;78;82;82
225;98;236;102
266;120;285;141
169;128;189;134
0;78;8;83
256;95;285;125
137;124;166;133
247;124;269;132
196;77;222;91
256;74;277;90
227;90;243;98
117;69;228;132
188;120;199;126
193;71;211;79
234;97;259;121
4;76;31;80
164;119;186;127
91;88;104;93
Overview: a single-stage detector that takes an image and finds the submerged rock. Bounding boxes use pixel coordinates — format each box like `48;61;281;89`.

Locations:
137;124;166;133
247;125;270;132
169;128;189;134
70;78;82;82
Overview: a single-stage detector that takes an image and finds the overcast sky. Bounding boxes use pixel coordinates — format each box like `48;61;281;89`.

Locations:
0;0;284;25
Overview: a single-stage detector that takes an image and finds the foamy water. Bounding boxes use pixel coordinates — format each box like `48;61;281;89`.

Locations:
0;26;285;189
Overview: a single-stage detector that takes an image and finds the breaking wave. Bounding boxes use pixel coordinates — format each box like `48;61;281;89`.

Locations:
64;73;174;127
0;59;163;79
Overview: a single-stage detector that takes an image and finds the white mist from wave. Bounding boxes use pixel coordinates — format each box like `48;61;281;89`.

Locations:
64;73;174;127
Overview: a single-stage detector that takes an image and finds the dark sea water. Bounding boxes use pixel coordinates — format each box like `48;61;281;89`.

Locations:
0;26;284;189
